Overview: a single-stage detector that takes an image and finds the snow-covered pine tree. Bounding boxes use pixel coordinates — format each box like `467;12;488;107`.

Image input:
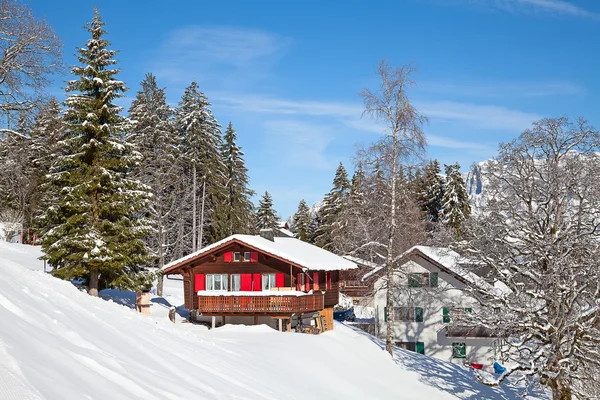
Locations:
255;191;279;231
314;162;350;251
292;199;311;242
440;162;470;236
419;159;445;223
213;122;255;240
175;82;225;251
127;73;180;296
40;10;152;296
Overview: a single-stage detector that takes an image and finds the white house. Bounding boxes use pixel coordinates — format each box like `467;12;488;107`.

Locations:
372;245;502;370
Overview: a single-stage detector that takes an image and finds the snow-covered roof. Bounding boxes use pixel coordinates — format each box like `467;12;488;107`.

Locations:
342;255;380;270
362;246;494;291
163;234;357;273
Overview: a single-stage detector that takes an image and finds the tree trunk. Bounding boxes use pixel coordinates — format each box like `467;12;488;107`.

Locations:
550;378;572;400
157;225;164;297
192;164;197;252
385;130;399;356
88;268;99;297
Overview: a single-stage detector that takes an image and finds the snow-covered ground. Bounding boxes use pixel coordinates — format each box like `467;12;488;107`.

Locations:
0;241;546;399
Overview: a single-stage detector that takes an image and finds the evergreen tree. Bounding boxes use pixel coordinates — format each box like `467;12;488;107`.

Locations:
213;122;255;240
175;82;225;250
127;73;180;296
255;191;279;231
419;159;445;222
293;199;311;242
440;162;470;236
314;162;350;251
40;10;152;296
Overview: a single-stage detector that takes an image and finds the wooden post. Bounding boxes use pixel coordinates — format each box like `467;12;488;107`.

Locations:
290;264;293;289
212;316;216;329
286;318;291;332
278;318;283;332
254;316;258;325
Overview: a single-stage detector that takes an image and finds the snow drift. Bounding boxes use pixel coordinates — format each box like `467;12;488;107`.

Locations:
0;242;541;399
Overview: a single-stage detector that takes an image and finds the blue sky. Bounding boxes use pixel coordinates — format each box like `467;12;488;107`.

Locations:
29;0;600;218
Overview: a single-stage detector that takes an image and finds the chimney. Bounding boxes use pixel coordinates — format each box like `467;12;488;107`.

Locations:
259;228;275;242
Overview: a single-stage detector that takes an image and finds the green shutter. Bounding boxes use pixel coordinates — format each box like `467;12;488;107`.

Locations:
408;273;420;287
430;272;438;287
452;342;466;359
443;307;451;323
384;306;387;322
416;342;425;355
415;307;424;322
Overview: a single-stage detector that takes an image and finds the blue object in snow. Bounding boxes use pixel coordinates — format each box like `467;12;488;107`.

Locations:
493;362;506;374
333;308;355;322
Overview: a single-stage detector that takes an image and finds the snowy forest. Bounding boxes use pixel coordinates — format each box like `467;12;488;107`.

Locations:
0;2;599;399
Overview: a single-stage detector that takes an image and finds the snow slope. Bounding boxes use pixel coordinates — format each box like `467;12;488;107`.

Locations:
0;242;543;399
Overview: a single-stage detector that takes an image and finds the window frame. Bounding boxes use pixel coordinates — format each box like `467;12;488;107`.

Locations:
231;274;241;291
243;252;251;262
206;274;229;291
262;273;276;291
233;252;241;262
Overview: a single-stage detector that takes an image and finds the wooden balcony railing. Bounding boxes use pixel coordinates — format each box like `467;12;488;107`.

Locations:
197;293;325;314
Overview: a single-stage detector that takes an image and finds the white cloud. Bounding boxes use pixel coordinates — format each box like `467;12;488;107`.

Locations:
427;134;496;151
418;80;585;98
153;26;291;85
454;0;598;18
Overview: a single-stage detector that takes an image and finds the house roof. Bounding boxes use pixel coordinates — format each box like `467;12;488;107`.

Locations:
163;234;358;274
363;246;494;291
342;255;381;270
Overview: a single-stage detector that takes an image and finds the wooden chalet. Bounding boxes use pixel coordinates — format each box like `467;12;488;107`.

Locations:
339;255;381;305
162;231;357;332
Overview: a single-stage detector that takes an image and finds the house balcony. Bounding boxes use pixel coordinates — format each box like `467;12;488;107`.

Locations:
196;291;325;315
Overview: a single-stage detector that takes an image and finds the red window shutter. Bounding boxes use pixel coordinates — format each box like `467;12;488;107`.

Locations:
313;271;320;290
253;273;262;291
326;272;332;290
240;274;252;291
223;252;232;262
305;273;311;291
250;252;259;262
296;273;301;291
276;273;284;288
195;274;205;291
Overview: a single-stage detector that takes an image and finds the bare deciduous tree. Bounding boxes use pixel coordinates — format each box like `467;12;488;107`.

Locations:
458;117;600;400
0;0;62;130
338;60;427;355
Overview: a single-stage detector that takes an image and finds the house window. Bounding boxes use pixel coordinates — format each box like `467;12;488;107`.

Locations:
408;272;438;288
452;342;466;359
443;307;473;323
231;274;241;291
262;273;276;291
243;252;251;262
396;341;425;355
233;252;241;262
206;274;229;291
393;307;424;322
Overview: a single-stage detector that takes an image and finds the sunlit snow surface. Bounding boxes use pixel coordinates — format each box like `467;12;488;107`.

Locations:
0;242;546;399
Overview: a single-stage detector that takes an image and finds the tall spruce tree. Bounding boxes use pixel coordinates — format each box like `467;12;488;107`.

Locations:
255;191;279;231
127;73;179;296
175;82;224;251
440;162;470;236
40;10;152;296
293;199;311;242
314;162;350;251
213;122;254;239
419;159;445;222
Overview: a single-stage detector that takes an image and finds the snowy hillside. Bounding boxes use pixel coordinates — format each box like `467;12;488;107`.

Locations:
0;242;543;400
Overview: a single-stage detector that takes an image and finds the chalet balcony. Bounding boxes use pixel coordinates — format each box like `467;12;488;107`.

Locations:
196;292;325;315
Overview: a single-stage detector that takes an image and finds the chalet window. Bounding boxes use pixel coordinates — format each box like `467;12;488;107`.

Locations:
231;274;241;291
233;252;241;262
243;252;251;262
262;273;276;291
442;307;472;324
408;272;438;288
206;274;228;291
396;341;425;355
452;342;466;359
393;307;424;322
